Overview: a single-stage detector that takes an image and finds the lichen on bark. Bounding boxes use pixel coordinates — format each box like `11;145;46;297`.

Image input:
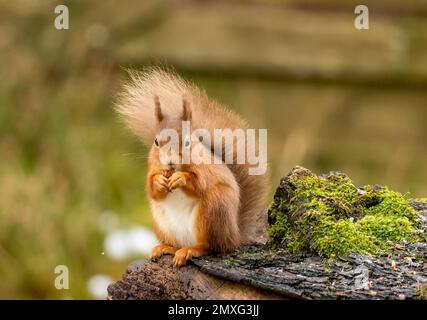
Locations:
268;166;424;258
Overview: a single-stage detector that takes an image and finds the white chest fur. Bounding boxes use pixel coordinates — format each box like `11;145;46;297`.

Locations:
154;189;199;247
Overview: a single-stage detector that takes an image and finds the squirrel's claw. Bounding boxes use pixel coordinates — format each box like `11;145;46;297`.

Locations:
151;244;177;261
168;172;187;191
153;174;169;193
173;248;191;267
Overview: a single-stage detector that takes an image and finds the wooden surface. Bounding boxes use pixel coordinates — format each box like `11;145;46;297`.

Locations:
193;240;427;300
107;255;284;300
108;236;427;300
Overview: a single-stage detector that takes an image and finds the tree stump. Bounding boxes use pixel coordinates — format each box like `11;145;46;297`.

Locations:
108;168;427;300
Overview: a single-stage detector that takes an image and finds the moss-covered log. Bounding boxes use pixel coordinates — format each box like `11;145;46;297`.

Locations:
108;167;427;300
268;166;425;258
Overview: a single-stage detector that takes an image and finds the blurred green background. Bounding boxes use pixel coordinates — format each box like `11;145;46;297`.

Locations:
1;0;427;299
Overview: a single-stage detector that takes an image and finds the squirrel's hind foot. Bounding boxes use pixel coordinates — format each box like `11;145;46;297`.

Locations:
150;244;178;261
172;246;209;267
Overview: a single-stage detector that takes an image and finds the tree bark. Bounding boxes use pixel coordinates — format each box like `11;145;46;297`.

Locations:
108;238;426;300
107;255;284;300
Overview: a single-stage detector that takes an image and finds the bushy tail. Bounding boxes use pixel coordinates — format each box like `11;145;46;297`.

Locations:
116;67;268;243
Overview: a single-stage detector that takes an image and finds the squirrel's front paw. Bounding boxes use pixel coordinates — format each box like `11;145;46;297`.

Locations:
168;172;187;191
153;174;169;194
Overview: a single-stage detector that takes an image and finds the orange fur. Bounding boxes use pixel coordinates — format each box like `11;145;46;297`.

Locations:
117;68;268;266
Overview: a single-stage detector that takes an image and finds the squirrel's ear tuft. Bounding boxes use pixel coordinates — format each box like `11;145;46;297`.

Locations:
182;98;192;121
154;95;164;123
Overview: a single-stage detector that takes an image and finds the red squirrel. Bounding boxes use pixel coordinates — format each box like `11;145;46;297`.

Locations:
116;68;268;266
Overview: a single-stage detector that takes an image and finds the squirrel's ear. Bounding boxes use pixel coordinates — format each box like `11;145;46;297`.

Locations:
154;95;164;123
182;98;192;121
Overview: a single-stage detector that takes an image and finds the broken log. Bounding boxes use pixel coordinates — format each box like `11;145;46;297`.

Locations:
108;168;427;300
107;254;283;300
108;240;427;300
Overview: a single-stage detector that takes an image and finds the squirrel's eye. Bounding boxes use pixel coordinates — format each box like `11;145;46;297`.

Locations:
154;138;159;147
184;138;191;148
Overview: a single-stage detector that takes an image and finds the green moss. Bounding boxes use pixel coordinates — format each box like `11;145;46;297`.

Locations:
224;257;239;267
415;198;427;204
268;167;422;258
